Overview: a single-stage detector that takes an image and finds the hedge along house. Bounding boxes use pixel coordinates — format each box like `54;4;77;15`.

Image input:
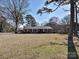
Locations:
18;26;53;33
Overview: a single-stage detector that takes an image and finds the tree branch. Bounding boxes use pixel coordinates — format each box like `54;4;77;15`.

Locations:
51;0;64;12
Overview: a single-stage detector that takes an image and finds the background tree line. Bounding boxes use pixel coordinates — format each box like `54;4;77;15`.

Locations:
0;0;79;35
42;15;70;34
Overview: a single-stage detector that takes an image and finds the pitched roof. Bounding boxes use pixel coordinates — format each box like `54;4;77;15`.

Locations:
24;26;52;29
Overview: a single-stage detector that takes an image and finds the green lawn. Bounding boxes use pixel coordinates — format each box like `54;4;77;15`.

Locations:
0;33;79;59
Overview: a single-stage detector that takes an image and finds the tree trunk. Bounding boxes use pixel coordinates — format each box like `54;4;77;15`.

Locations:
68;0;76;59
15;21;18;34
68;0;74;42
0;21;3;32
75;3;77;36
73;1;77;36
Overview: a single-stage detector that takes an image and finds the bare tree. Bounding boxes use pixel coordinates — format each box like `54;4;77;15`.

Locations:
44;17;59;33
61;15;70;25
0;0;29;33
59;15;70;33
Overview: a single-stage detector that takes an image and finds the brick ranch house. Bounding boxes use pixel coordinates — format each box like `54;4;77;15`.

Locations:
18;26;53;33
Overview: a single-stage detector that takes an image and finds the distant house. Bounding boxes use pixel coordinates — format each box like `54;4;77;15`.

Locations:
57;23;79;34
18;26;53;33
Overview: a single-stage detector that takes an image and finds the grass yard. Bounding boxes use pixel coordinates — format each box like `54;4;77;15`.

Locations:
0;33;79;59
